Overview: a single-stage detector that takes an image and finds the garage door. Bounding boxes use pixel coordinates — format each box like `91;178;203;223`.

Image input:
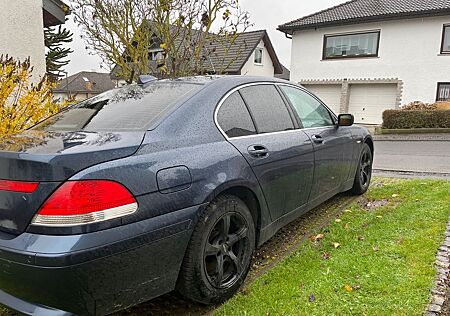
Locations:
303;84;341;115
348;84;398;125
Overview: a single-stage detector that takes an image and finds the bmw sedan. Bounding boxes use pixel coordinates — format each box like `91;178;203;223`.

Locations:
0;76;373;315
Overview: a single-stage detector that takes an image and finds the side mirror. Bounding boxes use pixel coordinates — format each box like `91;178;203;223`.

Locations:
338;114;354;127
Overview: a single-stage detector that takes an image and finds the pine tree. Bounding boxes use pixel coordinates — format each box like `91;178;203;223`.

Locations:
44;26;73;81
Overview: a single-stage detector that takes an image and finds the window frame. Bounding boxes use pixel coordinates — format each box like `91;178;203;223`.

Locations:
440;24;450;54
322;30;381;60
254;48;264;65
436;82;450;102
214;82;336;140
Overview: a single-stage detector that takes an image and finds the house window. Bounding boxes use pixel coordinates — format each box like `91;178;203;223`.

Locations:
437;83;450;101
323;31;380;59
254;48;263;65
149;49;164;61
441;25;450;54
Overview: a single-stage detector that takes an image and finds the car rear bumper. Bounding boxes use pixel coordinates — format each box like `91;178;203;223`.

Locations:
0;204;203;316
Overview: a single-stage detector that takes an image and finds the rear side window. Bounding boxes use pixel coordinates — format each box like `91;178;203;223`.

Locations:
33;83;201;132
239;85;294;134
217;92;256;138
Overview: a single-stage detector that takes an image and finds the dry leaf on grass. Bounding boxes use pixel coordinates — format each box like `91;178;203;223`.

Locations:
332;242;341;249
310;234;324;242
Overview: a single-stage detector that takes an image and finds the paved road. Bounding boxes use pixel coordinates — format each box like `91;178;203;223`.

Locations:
373;140;450;175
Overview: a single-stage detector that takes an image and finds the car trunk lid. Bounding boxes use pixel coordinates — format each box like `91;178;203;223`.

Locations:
0;130;144;234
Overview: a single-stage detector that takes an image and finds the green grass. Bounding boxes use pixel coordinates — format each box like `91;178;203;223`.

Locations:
216;178;450;316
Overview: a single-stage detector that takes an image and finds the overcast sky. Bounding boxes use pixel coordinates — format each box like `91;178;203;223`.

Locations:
64;0;347;75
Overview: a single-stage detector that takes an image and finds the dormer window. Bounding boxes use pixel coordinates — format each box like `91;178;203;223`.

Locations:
149;50;164;61
441;25;450;54
254;48;263;65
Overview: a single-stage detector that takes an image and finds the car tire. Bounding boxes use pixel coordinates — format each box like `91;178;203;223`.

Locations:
176;194;255;305
351;143;373;195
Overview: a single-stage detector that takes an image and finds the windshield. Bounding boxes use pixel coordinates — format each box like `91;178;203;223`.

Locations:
33;82;201;132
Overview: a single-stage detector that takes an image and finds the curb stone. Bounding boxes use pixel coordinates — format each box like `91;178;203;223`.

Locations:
425;218;450;315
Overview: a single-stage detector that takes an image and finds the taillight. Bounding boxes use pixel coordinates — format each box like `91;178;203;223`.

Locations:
0;180;39;193
32;180;138;227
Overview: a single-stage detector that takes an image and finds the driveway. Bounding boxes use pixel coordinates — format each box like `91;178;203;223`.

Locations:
373;136;450;176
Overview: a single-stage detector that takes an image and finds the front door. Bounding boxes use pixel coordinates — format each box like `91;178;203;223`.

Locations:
216;85;314;221
279;85;354;202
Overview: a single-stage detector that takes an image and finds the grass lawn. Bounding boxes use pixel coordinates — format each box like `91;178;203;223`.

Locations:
216;178;450;316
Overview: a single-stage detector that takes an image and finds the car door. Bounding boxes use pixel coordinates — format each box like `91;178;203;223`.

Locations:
279;85;354;203
216;85;314;221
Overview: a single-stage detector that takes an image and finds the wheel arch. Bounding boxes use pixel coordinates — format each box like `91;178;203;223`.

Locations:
364;136;374;156
206;182;267;246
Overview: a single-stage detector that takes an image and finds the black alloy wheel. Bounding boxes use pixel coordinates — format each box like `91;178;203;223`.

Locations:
177;195;255;304
352;143;373;195
203;212;250;289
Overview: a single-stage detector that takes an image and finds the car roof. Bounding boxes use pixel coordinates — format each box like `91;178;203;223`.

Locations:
154;75;291;86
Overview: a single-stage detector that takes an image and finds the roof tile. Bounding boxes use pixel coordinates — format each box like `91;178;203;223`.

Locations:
279;0;450;32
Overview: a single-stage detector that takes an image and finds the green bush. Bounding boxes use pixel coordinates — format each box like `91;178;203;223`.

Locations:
382;110;450;129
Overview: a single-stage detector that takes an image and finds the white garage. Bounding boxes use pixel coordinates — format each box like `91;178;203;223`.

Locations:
300;80;401;125
303;84;341;115
348;84;399;125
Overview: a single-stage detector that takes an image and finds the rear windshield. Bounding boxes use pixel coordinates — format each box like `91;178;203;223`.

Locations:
32;82;201;132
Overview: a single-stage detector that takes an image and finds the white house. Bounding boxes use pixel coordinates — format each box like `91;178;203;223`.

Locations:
0;0;68;80
278;0;450;124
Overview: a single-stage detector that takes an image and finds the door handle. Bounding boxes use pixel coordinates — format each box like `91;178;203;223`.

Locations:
248;145;269;158
311;135;324;144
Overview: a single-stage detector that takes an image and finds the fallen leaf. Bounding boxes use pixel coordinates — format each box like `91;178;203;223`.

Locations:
353;284;361;290
299;282;305;289
344;209;352;213
344;284;353;292
392;194;400;198
357;235;365;241
309;293;316;302
335;219;342;223
373;245;379;251
376;215;383;218
344;223;349;230
322;252;330;260
310;234;324;242
332;242;341;249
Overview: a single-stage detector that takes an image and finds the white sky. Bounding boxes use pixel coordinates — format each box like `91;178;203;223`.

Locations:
64;0;347;75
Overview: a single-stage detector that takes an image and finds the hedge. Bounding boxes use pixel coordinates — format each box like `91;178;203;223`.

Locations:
382;110;450;129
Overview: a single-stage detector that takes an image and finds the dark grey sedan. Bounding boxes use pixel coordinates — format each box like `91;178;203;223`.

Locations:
0;76;373;315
